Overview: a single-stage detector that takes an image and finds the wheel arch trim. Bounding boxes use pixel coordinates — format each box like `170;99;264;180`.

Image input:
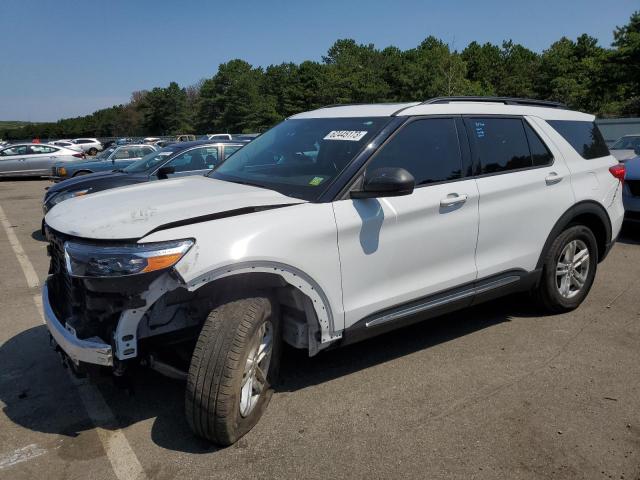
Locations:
536;200;612;269
185;261;342;346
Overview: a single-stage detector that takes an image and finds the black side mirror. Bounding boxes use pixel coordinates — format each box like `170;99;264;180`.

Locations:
157;166;175;179
634;146;640;155
350;167;415;199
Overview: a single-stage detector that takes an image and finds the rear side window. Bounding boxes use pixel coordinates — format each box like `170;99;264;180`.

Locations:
367;118;462;186
547;120;609;159
523;122;553;167
468;118;532;173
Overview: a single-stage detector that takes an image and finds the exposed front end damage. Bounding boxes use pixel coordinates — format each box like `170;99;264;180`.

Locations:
44;227;206;377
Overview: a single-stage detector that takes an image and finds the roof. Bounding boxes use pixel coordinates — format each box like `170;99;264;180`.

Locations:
290;98;594;122
290;103;419;119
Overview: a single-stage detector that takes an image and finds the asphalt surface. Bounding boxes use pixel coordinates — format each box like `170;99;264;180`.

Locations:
0;178;639;480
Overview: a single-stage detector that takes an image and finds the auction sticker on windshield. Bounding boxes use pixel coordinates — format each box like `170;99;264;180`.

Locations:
324;130;368;141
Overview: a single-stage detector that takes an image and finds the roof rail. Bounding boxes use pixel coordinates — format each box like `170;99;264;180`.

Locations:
421;96;568;109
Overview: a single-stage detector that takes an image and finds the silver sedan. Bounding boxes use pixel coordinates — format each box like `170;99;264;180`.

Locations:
0;143;85;177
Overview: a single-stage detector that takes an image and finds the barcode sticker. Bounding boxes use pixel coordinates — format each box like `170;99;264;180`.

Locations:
323;130;368;141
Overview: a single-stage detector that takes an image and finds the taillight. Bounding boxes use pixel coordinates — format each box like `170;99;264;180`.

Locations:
72;153;84;158
609;163;625;183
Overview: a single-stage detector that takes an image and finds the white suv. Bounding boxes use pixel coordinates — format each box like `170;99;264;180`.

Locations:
42;97;625;445
71;138;103;156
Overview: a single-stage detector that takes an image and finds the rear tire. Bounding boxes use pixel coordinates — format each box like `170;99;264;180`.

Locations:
185;294;281;446
534;225;598;313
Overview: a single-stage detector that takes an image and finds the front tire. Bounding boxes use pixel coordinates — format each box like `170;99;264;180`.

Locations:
534;225;598;313
185;294;281;446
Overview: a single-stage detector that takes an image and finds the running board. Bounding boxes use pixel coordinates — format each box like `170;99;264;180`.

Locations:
365;275;521;329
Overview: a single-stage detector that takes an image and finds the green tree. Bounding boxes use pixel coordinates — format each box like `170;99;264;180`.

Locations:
138;82;191;135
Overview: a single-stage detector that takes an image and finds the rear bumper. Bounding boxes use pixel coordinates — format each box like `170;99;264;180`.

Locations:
43;279;113;366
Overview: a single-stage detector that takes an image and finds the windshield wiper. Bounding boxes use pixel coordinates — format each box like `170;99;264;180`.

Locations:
112;168;126;173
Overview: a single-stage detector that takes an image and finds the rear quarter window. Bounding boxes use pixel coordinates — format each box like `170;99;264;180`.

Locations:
547;120;609;160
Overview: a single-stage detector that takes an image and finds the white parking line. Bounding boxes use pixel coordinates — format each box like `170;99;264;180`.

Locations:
0;203;147;480
0;444;47;470
0;205;39;288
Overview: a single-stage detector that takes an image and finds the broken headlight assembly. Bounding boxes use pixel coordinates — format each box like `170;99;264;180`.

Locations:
64;239;194;277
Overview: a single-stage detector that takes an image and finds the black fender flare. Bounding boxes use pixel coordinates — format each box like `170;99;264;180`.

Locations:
536;200;612;270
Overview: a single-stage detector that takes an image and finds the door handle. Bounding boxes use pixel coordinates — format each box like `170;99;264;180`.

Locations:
440;193;468;208
545;172;563;185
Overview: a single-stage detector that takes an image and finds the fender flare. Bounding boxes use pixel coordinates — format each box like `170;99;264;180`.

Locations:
185;261;342;345
536;200;612;270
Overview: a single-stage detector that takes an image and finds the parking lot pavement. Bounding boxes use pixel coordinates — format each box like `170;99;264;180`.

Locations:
0;178;639;480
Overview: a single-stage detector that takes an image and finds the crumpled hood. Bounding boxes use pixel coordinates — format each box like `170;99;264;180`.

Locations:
45;176;305;240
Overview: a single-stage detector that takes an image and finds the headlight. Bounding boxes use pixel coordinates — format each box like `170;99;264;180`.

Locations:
64;239;194;277
49;189;90;207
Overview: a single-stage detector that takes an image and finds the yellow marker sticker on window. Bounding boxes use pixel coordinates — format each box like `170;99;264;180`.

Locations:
309;176;324;186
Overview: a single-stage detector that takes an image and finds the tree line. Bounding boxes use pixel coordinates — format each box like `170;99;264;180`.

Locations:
2;11;639;141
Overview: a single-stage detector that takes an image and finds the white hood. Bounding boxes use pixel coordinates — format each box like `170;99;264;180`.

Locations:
45;176;305;240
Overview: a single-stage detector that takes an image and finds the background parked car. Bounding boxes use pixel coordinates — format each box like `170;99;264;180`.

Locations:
43;140;247;213
610;134;640;161
153;139;176;148
176;134;196;142
49;140;84;152
51;144;157;181
71;138;103;156
623;155;640;224
0;143;85;177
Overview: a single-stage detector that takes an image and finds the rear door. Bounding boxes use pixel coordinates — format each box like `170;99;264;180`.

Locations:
467;116;574;278
26;145;60;174
334;117;480;328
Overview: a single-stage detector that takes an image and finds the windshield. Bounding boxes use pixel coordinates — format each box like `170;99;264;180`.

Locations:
124;147;178;173
611;136;640;150
209;117;389;201
95;147;116;160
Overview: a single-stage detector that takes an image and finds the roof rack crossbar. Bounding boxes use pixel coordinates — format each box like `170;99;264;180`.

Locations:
421;96;568;109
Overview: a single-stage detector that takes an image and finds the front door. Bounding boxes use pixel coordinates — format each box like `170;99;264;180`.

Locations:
333;117;480;328
0;145;30;176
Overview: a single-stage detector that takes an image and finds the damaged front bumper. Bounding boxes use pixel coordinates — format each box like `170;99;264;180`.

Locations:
43;279;113;366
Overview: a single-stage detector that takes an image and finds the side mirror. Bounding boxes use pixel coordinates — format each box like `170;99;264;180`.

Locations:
157;166;175;179
350;167;415;199
634;146;640;155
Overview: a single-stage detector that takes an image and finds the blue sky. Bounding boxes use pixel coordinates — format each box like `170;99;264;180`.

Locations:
0;0;637;122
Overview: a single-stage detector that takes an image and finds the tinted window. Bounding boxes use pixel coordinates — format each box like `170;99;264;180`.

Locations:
469;118;532;173
114;147;142;160
366;118;462;186
166;147;214;172
1;146;28;156
523;122;553;167
547;120;609;159
611;136;640;150
223;145;242;160
28;145;57;154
